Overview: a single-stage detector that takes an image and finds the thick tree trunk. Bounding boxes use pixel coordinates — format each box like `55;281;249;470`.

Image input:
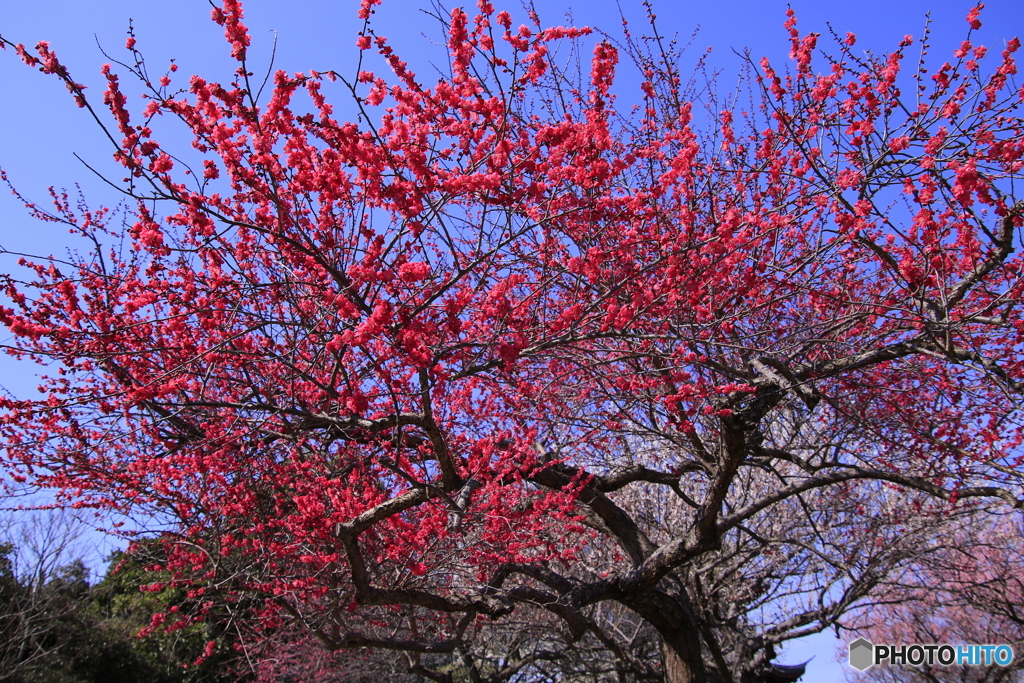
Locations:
660;627;707;683
626;587;707;683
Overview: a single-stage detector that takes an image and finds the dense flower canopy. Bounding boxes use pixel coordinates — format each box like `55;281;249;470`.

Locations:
1;1;1022;681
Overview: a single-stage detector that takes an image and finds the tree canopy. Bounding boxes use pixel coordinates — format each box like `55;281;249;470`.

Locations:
1;1;1022;681
0;512;238;683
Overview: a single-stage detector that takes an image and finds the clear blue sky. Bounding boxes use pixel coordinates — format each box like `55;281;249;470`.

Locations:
1;0;1021;679
2;0;1021;232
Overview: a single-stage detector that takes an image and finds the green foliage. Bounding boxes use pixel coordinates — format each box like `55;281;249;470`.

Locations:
0;541;245;683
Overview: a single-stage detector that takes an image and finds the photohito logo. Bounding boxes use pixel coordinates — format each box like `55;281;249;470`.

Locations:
848;638;1015;671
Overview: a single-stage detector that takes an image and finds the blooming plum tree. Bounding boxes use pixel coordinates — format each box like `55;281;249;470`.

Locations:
844;513;1024;682
1;1;1023;681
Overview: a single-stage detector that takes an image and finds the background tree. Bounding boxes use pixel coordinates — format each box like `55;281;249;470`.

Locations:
843;513;1024;683
0;509;101;682
1;1;1023;681
0;510;246;683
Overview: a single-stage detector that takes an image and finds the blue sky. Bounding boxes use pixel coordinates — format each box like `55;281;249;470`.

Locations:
2;0;1021;227
1;0;1022;679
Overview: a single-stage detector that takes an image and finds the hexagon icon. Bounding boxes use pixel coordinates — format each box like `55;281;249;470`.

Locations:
849;638;875;671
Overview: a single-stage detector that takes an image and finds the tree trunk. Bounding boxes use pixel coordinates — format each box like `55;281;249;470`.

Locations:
626;587;707;683
660;627;707;683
